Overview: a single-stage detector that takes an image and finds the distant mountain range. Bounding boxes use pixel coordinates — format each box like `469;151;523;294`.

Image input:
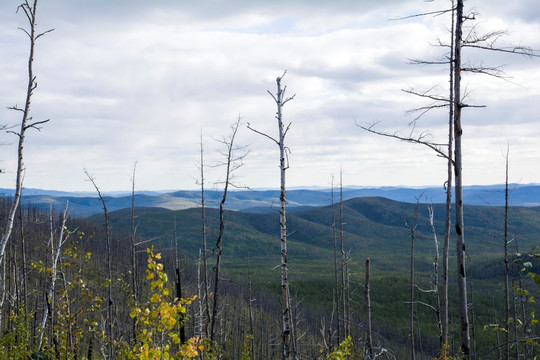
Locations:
1;183;539;217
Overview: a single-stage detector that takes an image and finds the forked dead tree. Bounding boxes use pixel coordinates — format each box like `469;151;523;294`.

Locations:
84;169;114;357
38;202;70;349
210;117;248;344
0;0;53;327
359;1;536;357
248;71;297;360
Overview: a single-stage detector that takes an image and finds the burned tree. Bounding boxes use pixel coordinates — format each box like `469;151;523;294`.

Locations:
210;117;248;344
248;71;297;360
0;0;53;326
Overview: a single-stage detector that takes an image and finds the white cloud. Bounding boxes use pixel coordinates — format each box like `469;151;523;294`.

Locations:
0;0;539;192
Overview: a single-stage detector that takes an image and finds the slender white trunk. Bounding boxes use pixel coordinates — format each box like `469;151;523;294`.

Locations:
0;0;51;325
38;202;69;349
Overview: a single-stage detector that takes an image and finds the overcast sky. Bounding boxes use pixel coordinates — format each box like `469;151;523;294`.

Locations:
0;0;539;192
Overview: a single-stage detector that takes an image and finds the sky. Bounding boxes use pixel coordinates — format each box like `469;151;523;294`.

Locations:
0;0;539;192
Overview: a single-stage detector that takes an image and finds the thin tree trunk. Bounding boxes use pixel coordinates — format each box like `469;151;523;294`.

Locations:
248;255;255;359
210;119;243;344
503;147;510;360
38;203;68;349
130;161;138;343
276;78;296;359
408;210;417;360
173;215;186;344
84;170;114;357
0;0;51;327
199;132;211;338
18;202;28;331
442;0;455;349
331;176;341;344
248;72;296;359
365;258;373;359
339;171;348;339
427;203;443;345
453;1;470;356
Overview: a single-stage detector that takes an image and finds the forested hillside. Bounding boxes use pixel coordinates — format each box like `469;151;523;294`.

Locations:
0;195;539;359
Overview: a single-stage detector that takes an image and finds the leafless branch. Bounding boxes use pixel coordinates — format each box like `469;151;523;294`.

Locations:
247;122;278;145
356;120;453;164
389;7;454;21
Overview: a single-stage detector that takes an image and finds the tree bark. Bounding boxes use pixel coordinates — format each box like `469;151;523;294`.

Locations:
0;0;51;327
503;147;510;360
442;1;455;348
248;72;296;359
210;118;243;344
453;2;470;357
365;258;373;359
84;170;114;357
130;161;138;344
199;132;211;338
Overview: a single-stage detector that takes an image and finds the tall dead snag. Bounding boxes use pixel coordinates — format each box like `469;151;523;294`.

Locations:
365;258;373;359
130;161;138;343
248;71;297;360
503;147;510;360
0;0;52;326
38;202;70;349
198;132;211;338
427;202;443;345
331;175;341;344
339;170;350;338
405;203;419;360
173;214;186;344
84;169;114;357
210;118;247;344
453;2;471;356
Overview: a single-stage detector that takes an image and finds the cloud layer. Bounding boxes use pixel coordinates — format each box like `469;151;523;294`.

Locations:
1;0;539;192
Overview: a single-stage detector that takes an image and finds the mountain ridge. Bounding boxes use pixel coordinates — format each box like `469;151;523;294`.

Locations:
1;183;540;217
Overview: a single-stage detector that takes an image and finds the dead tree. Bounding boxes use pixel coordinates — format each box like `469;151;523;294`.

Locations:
198;132;211;338
339;171;350;339
405;203;420;360
130;161;138;343
247;71;297;360
210;117;248;344
331;175;341;344
0;0;53;326
173;214;186;344
84;169;114;357
38;202;70;349
365;258;373;359
503;146;510;360
361;2;536;356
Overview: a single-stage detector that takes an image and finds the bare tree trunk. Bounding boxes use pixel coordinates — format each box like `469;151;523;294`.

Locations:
339;171;349;339
331;176;341;344
365;258;373;359
427;203;443;346
38;203;69;349
0;0;52;327
130;161;138;343
84;170;114;357
503;147;510;360
247;255;256;359
18;203;28;329
407;207;418;360
173;215;186;344
199;132;211;338
442;1;455;348
210;118;245;344
248;71;296;360
453;1;470;357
